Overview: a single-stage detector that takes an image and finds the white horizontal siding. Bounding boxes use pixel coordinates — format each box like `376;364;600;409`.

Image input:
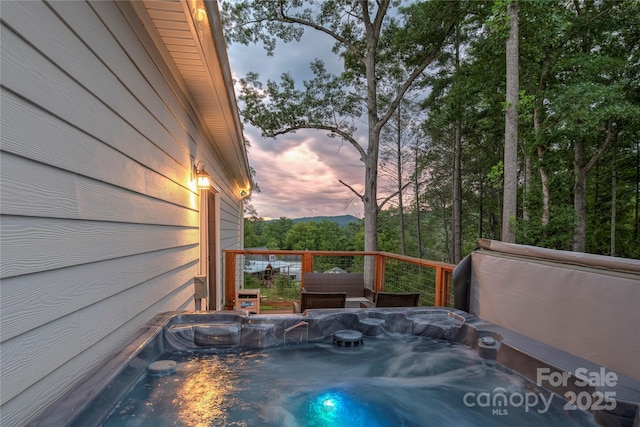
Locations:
0;216;198;278
220;194;243;249
1;262;197;403
1;282;195;427
1;20;188;187
0;0;245;425
1;91;194;209
1;152;199;225
1;245;199;342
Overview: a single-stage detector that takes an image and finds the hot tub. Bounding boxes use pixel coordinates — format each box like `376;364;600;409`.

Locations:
30;308;640;427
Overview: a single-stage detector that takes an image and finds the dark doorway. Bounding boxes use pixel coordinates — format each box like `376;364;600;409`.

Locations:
207;191;217;309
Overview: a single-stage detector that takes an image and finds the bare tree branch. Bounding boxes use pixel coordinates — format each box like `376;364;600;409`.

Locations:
268;124;367;161
377;180;413;213
339;179;364;201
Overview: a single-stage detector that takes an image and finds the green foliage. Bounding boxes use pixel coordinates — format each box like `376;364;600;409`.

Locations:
273;273;295;294
259;274;301;301
244;217;359;251
518;205;576;251
243;273;261;289
238;0;640;260
487;161;504;189
487;0;511;37
284;219;349;251
244;217;294;249
421;0;640;257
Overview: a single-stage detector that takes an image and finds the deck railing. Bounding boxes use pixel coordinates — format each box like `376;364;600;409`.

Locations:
223;250;456;312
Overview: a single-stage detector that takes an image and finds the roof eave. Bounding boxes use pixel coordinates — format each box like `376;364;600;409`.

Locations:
130;0;252;198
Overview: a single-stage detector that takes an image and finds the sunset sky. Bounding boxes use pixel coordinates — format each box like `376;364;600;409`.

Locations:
227;33;369;220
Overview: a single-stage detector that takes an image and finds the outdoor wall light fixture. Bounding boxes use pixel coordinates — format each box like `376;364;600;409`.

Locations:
193;161;211;189
239;187;252;199
195;8;207;22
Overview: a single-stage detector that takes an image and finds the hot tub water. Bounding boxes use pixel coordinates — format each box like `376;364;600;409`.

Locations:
102;334;598;427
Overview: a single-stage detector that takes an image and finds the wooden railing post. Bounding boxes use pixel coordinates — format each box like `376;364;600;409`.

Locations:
443;270;452;306
375;254;386;293
224;252;236;310
435;266;445;306
301;251;313;287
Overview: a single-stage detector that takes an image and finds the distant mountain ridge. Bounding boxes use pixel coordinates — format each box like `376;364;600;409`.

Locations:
270;215;360;227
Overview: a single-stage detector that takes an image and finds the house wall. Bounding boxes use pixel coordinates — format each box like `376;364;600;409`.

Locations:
0;1;244;425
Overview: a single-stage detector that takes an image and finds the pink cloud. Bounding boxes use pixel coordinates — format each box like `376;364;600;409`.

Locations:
228;35;393;220
246;127;365;219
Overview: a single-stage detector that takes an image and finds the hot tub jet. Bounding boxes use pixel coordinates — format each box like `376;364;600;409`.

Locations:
333;330;363;347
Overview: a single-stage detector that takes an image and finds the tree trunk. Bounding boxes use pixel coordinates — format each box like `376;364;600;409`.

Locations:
537;146;551;229
489;212;497;239
572;126;617;252
396;103;407;255
453;120;462;262
535;104;550;232
442;201;451;262
572;140;588;252
363;40;380;285
452;24;462;263
415;144;423;258
534;54;551;234
478;179;484;238
502;0;519;243
610;138;617;256
635;140;639;253
523;151;531;223
364;150;379;254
